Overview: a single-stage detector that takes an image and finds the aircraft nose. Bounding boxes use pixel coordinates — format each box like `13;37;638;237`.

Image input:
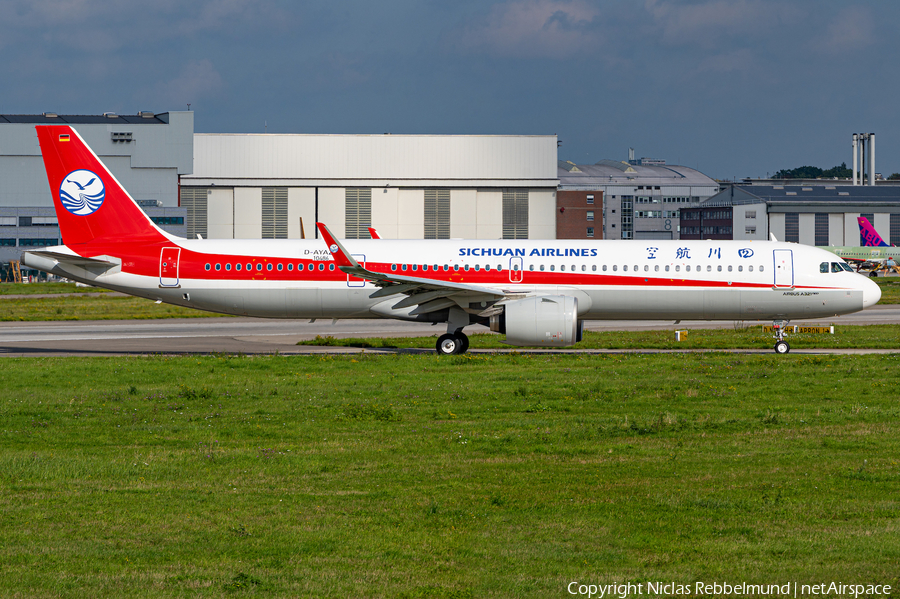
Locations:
862;276;881;308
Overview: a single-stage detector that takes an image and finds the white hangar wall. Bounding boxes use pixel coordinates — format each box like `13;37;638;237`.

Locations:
182;134;560;241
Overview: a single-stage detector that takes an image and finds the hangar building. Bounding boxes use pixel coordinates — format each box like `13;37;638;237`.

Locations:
681;184;900;246
179;134;559;241
557;156;720;240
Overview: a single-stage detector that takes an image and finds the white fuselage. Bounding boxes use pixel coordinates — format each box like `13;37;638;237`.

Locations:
28;237;881;323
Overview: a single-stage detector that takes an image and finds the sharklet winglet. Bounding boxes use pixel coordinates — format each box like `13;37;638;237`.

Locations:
316;223;359;268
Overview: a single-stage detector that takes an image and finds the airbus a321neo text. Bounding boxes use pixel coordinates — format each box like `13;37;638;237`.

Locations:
23;126;880;355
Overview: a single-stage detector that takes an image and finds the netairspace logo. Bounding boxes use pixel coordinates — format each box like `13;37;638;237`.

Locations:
60;169;105;216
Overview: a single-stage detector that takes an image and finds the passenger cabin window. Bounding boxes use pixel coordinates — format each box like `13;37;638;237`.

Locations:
738;265;743;272
749;265;753;272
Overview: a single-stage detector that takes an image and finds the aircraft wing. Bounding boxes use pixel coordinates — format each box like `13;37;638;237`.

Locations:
316;223;512;314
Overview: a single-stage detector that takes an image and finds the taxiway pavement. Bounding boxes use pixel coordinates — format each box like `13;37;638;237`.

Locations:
1;305;897;357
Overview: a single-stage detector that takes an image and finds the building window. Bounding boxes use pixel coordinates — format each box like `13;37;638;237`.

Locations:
424;189;450;239
587;227;594;238
586;211;594;222
745;210;756;219
151;217;185;226
745;226;756;235
891;214;900;245
19;238;59;246
814;213;829;247
785;213;799;243
502;190;529;239
586;194;594;205
181;187;208;240
345;188;372;239
0;238;16;246
262;187;288;239
620;196;633;239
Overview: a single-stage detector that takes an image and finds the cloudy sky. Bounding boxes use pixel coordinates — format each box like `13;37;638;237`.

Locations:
2;0;897;179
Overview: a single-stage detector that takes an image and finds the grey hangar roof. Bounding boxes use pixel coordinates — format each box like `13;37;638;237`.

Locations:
0;113;168;125
704;184;900;213
557;160;717;188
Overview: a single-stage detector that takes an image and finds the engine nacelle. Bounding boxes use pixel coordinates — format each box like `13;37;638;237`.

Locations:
490;295;581;347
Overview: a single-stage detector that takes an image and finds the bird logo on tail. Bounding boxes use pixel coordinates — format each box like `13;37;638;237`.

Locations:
59;169;105;215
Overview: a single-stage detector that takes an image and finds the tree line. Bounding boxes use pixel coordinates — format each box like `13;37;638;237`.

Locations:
774;163;900;180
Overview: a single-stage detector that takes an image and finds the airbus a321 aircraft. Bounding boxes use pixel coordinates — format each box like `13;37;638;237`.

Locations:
23;126;880;355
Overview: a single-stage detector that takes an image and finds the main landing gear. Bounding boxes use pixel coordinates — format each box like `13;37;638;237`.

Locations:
436;332;470;355
436;307;471;355
772;320;790;354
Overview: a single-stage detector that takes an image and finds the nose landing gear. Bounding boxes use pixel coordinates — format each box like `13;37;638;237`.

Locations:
772;320;790;354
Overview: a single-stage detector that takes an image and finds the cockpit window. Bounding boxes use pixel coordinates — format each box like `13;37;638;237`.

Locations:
831;262;843;273
820;262;829;273
840;263;853;272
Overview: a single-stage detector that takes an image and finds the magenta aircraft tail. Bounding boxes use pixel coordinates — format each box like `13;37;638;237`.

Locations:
857;217;889;247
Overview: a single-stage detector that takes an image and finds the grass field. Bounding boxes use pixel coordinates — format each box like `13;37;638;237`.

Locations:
0;289;224;321
0;282;114;295
2;353;899;597
301;325;900;351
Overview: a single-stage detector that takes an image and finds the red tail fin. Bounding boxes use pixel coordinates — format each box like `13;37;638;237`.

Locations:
35;125;169;247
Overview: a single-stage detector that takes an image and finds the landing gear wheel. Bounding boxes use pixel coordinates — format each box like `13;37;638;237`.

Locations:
437;334;461;355
457;333;469;354
436;333;469;355
774;340;790;354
